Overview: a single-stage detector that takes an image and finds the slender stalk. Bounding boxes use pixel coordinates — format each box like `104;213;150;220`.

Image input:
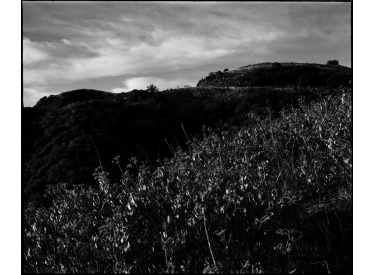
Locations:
89;136;103;171
117;163;124;176
140;144;154;169
202;208;216;267
172;131;181;148
181;123;192;143
165;137;175;154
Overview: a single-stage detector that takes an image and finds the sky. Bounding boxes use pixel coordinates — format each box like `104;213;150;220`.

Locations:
22;1;351;107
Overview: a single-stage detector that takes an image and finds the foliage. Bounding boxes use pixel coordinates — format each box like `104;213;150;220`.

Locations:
23;84;346;206
24;88;352;273
327;60;339;66
147;84;159;93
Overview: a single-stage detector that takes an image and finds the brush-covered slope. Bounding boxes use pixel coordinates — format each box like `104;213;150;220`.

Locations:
197;62;352;88
22;62;352;207
24;87;352;273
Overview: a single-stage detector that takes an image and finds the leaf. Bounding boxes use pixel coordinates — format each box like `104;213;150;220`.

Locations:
124;241;130;252
216;229;226;237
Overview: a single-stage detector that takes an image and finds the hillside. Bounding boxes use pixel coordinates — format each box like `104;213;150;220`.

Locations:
24;84;352;273
22;85;346;206
22;62;352;206
23;61;352;274
197;62;352;88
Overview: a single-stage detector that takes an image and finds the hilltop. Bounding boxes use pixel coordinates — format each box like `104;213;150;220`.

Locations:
197;62;352;88
34;89;114;110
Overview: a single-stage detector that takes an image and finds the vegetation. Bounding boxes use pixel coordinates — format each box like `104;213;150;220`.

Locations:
22;85;346;207
24;86;352;273
327;60;339;66
147;84;159;93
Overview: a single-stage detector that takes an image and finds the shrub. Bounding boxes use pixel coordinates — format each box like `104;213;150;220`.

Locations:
147;84;159;93
326;60;339;66
24;89;352;273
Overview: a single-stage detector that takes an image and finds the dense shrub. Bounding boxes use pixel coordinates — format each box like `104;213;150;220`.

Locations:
24;89;352;273
327;60;339;66
147;84;159;93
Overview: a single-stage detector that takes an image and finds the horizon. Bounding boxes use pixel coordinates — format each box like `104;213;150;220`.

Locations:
23;2;351;107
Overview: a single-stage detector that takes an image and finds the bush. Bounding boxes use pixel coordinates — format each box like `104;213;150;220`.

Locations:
147;84;159;93
326;60;339;66
24;89;352;273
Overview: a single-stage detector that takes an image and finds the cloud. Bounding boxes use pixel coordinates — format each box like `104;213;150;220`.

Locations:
111;76;195;93
61;39;72;45
111;88;125;94
121;16;133;22
23;2;294;87
22;2;351;106
23;33;235;86
24;36;99;62
23;86;52;107
23;37;49;65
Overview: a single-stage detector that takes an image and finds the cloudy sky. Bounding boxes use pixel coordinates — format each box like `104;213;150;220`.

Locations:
23;1;351;107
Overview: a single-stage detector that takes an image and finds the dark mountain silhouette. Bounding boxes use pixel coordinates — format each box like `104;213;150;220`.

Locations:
22;62;352;206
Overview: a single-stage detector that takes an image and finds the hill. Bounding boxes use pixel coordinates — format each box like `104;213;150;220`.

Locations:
197;62;352;88
22;62;351;207
23;61;352;274
24;84;352;273
34;89;113;110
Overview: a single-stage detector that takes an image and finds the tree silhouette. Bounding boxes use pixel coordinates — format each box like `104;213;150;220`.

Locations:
147;84;159;93
326;60;339;66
